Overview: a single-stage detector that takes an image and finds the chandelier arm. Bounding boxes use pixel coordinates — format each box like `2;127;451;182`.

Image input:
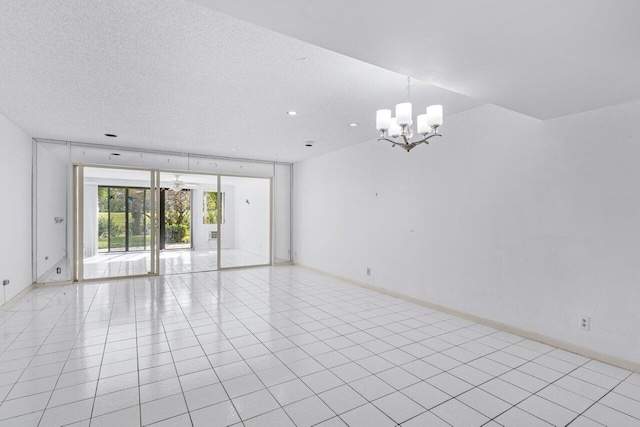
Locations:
377;137;405;147
413;133;443;145
377;131;442;151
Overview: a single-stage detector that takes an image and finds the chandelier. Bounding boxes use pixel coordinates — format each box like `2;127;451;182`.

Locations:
376;77;444;152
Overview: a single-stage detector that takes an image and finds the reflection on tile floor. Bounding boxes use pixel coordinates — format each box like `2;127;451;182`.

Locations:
0;266;638;426
82;249;270;279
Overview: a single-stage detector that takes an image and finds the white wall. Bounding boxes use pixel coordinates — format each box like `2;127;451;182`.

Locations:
233;178;270;258
0;114;32;304
35;142;71;281
83;184;98;257
220;186;235;250
293;101;640;365
274;163;292;263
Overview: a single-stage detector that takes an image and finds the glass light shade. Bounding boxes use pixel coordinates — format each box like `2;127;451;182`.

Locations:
396;102;412;126
389;118;401;137
417;114;429;134
376;109;391;131
426;105;443;126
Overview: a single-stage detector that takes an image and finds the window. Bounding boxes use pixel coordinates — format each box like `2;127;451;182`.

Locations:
203;191;224;224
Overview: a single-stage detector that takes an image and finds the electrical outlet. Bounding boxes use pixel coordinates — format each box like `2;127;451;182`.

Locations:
366;268;371;276
579;316;590;331
2;280;9;286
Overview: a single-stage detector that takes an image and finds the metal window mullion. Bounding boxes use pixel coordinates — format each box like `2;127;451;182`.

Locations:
77;166;84;281
143;188;147;251
125;187;130;252
107;187;111;252
217;175;221;270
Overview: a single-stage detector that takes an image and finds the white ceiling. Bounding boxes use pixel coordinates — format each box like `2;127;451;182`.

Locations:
1;1;637;163
196;0;640;120
0;0;480;163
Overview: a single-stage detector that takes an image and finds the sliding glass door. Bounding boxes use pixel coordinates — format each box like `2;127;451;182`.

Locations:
78;166;158;280
158;172;219;274
98;186;151;253
75;166;272;281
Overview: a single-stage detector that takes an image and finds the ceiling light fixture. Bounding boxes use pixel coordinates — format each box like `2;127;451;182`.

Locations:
349;123;359;127
287;111;297;116
376;77;443;152
169;175;186;191
105;133;117;137
305;141;315;147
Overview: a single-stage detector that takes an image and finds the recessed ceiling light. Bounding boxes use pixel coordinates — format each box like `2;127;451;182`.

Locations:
276;153;283;157
105;133;117;137
305;141;315;147
287;111;297;116
110;153;121;156
231;148;237;152
348;123;359;127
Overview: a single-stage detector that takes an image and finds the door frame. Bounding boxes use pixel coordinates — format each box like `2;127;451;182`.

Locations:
73;164;159;282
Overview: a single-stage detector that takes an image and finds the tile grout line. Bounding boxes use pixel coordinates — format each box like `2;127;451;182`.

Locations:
139;276;196;426
0;266;637;426
172;268;640;426
133;277;144;427
83;280;125;426
34;282;105;426
241;270;626;426
193;269;601;426
568;371;637;425
173;271;304;426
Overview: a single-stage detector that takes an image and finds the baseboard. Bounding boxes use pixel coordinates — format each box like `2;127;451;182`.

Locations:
295;263;640;373
37;256;68;283
0;283;36;312
34;280;74;287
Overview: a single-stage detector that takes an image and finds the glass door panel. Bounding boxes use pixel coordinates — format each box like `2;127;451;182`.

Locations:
107;187;126;252
158;172;218;274
128;188;150;251
163;188;191;250
82;167;156;280
220;176;271;268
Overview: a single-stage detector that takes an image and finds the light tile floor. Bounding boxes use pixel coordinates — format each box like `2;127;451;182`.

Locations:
0;266;638;426
82;249;269;279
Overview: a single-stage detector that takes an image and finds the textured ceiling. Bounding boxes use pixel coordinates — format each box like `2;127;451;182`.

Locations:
2;1;638;163
0;0;481;163
196;0;640;120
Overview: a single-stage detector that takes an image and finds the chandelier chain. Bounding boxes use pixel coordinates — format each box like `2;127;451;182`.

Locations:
406;76;411;101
